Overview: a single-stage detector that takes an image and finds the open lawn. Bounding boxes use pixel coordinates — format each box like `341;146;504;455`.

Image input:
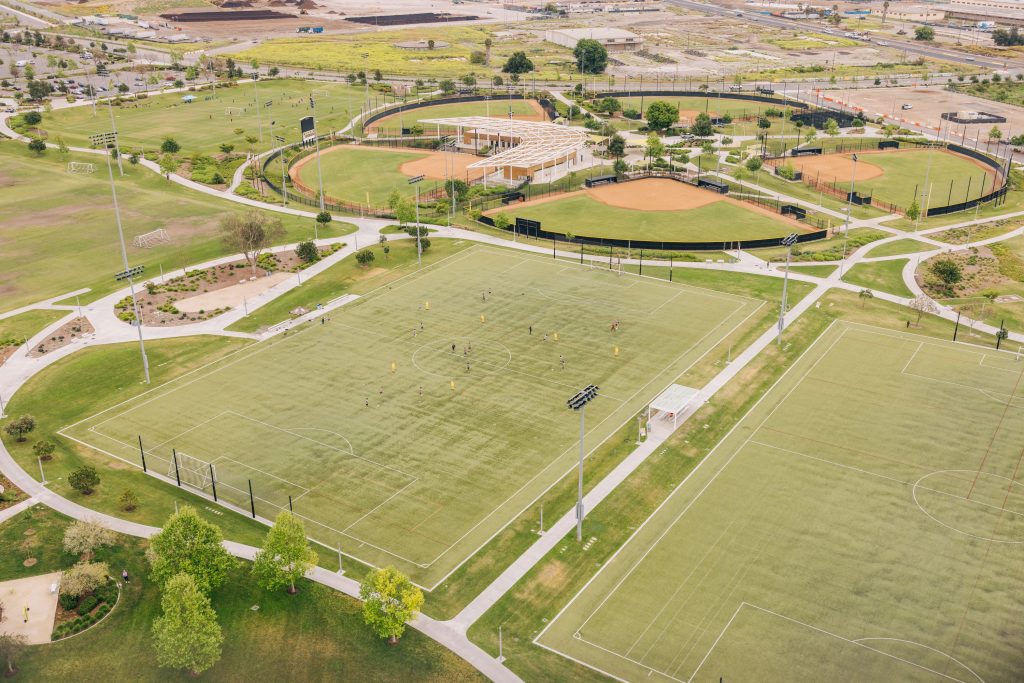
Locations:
841;258;915;298
0;310;68;345
494;180;804;243
233;26;575;80
538;321;1024;682
602;96;796;123
865;238;936;258
42;79;367;155
60;246;759;587
0;142;353;313
367;98;544;133
0;506;482;682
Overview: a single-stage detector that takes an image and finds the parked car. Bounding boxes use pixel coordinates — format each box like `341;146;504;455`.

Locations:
901;103;913;110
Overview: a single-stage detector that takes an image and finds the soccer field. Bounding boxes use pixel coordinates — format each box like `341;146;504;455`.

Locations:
43;79;366;155
62;247;759;587
538;322;1024;682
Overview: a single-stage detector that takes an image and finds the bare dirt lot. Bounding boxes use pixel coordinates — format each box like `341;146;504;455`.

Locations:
842;85;1024;134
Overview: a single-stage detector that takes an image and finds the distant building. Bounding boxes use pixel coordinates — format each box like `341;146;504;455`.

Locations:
545;27;644;52
937;2;1024;26
888;4;946;21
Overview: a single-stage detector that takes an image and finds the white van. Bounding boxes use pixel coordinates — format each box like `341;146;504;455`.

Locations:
14;59;29;67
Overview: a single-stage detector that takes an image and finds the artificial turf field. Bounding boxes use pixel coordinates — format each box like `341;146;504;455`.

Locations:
43;79;366;154
61;246;760;587
538;322;1024;682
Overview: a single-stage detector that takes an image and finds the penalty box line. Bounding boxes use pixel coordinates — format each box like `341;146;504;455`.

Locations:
533;325;852;681
690;602;981;683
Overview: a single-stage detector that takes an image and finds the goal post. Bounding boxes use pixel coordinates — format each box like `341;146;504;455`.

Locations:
169;451;215;491
67;161;96;174
311;88;329;97
225;107;245;116
133;228;170;249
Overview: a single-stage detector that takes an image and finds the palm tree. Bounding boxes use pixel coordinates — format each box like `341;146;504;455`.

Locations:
859;289;874;308
484;38;492;66
881;0;890;26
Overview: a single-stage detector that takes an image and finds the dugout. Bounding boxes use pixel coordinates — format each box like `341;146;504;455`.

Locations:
878;140;899;150
585;175;619;188
501;191;525;204
791;147;822;157
780;204;806;220
697;178;729;194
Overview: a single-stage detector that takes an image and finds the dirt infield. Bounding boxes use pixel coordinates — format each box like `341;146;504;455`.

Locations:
591;177;723;211
366;99;547;134
678;108;716;123
784;154;885;183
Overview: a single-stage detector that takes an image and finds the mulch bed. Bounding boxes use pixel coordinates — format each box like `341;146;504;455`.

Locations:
26;317;95;359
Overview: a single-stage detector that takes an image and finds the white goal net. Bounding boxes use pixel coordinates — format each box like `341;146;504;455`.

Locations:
170;451;215;491
225;107;245;116
67;161;96;174
311;88;329;97
133;228;170;249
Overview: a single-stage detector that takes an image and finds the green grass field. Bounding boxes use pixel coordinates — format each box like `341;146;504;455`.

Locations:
537;321;1024;682
813;149;998;209
865;239;936;258
42;79;367;155
841;259;915;298
496;192;801;243
369;98;542;132
61;246;759;587
0;142;352;313
297;145;451;206
603;96;795;121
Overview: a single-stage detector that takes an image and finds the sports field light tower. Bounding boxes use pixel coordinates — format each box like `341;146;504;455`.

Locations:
102;142;151;384
407;174;425;267
777;233;799;346
567;384;599;542
840;153;858;275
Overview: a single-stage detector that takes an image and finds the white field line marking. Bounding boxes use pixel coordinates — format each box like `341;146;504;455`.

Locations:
686;602;746;683
750;440;1024;521
416;296;764;581
341;478;420;534
570;327;850;641
210;455;312;494
851;638;985;683
573;632;687;683
532;320;851;682
902;341;924;374
900;370;1018;405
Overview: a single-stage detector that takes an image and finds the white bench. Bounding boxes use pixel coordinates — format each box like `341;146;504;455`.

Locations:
49;583;58;594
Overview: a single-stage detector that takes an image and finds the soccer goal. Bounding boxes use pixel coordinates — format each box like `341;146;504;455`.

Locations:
133;228;170;249
67;161;96;174
311;88;329;97
169;451;215;491
225;107;245;116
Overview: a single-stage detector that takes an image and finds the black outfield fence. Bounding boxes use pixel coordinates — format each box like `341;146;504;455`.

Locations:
362;93;551;137
589;89;809;112
477;213;827;252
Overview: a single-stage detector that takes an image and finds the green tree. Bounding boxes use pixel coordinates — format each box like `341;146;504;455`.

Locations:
395;199;416;226
613;157;629;175
359;566;424;644
492;213;512;231
61;561;109;596
32;440;55;461
315;210;332;236
147;506;236;593
27;79;50;100
645;100;679;131
68;464;99;495
914;26;935;41
438;79;456;94
931;258;962;285
502;51;534;74
219;143;234;155
159;153;178;178
6;414;37;442
160;137;180;154
295;240;319;263
27;137;46;155
119;488;139;511
445;178;469;201
152;573;223;676
607;133;626;157
573;38;608;74
252;511;318;594
691;112;714;137
745;156;763;173
824;118;840;136
645;131;664;168
356;249;376;267
989;126;1003;142
858;289;874;308
22;111;41;126
484;37;492;65
62;520;116;558
906;199;921;221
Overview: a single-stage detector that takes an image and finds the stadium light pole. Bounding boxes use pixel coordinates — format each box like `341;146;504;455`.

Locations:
840;153;858;277
104;84;124;176
270;120;286;208
408;174;425;267
567;385;599;542
309;96;326;214
103;145;151;384
777;233;799;346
